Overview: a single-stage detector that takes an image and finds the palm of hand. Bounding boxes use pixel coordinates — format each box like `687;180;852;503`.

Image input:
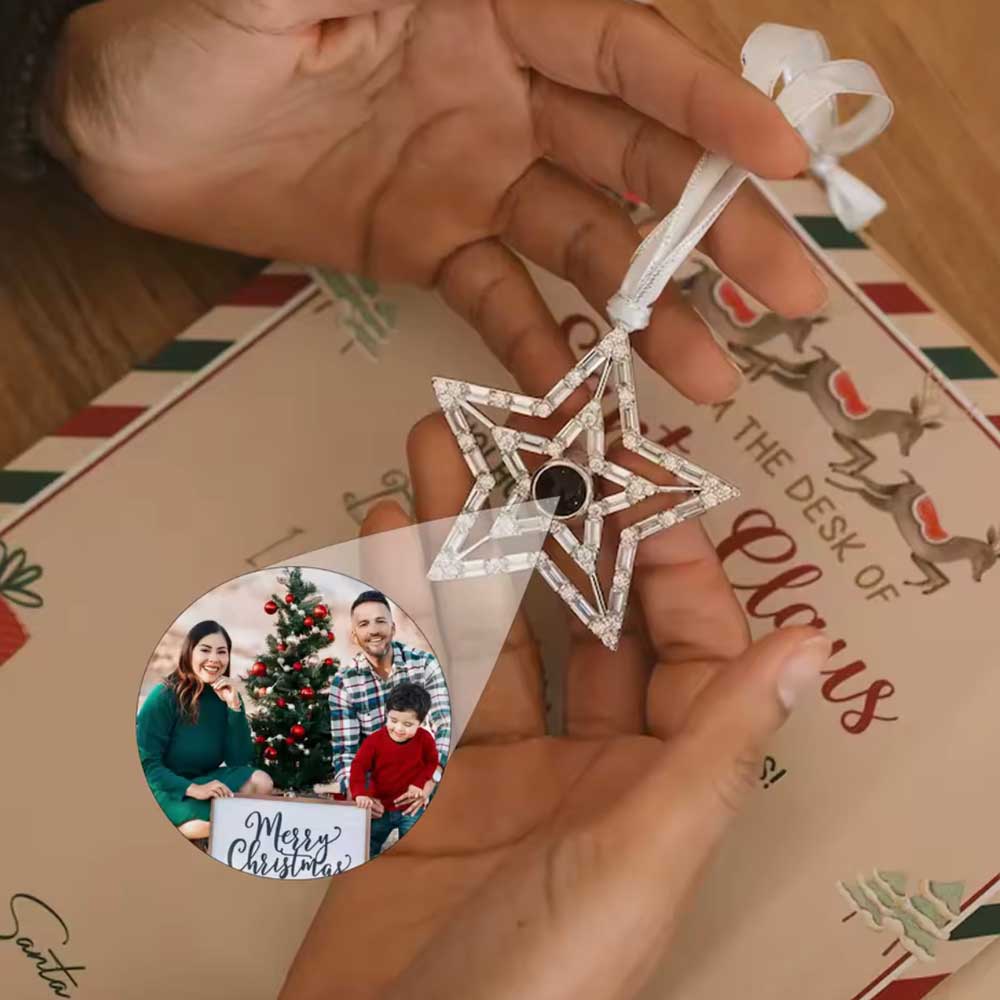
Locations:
286;676;669;999
55;0;538;282
278;412;787;1000
51;0;826;409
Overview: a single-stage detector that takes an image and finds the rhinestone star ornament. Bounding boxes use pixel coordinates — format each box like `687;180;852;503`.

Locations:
429;330;738;650
427;24;892;651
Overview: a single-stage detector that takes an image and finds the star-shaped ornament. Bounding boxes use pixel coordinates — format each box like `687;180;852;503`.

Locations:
428;326;740;650
427;21;892;651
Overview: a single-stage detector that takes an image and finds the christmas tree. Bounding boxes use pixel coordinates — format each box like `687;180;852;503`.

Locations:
243;567;340;792
838;870;965;960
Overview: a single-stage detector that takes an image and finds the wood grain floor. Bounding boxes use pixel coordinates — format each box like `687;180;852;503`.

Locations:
1;0;997;466
665;0;1000;354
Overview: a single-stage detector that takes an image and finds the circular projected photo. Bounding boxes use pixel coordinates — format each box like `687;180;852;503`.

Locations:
135;566;451;880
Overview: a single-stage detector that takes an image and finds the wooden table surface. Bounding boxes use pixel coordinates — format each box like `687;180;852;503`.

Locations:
2;0;998;472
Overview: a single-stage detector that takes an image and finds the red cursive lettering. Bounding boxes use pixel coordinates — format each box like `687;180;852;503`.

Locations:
717;508;898;735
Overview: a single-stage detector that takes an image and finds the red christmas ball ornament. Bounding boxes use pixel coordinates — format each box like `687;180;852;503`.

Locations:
276;697;287;708
304;616;315;628
285;736;295;746
284;593;295;604
314;604;328;619
292;661;303;672
264;746;278;760
264;600;278;615
290;724;306;739
277;643;286;653
251;661;267;677
323;657;334;668
300;686;315;700
254;735;266;745
326;631;335;642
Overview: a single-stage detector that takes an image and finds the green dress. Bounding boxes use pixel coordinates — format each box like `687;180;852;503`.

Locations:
136;682;257;826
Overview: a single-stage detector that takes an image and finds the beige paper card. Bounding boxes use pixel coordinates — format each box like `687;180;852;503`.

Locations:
2;179;998;1000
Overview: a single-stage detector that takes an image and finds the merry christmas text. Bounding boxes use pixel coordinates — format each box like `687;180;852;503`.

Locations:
225;809;351;879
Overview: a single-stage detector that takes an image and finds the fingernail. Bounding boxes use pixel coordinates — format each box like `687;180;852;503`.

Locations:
794;132;812;172
712;342;746;403
699;315;746;398
721;355;745;399
804;254;830;313
777;633;832;711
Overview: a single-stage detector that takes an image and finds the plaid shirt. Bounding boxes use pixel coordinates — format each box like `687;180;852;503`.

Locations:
329;641;451;794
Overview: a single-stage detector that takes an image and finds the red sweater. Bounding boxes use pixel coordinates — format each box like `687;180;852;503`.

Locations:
349;726;439;812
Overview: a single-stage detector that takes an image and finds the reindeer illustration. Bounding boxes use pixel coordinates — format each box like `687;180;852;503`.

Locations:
749;345;944;474
827;470;1000;594
679;259;828;354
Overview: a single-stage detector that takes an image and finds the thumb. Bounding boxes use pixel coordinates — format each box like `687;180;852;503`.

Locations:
455;628;834;1000
609;627;832;884
678;626;832;834
359;498;413;536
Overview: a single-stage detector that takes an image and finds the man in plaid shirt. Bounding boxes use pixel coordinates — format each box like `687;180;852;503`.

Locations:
329;589;451;804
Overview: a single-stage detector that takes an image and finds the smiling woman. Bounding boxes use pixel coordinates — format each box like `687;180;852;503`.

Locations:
135;619;274;843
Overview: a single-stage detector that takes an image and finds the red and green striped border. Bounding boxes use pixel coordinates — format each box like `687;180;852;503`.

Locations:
797;213;999;391
792;196;1000;1000
0;270;313;511
876;975;950;1000
3;202;999;516
847;869;1000;1000
852;899;1000;1000
3;194;997;515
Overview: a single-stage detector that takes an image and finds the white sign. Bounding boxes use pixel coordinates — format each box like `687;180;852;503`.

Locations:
208;795;369;880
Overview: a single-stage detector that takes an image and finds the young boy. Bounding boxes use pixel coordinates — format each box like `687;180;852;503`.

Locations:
350;681;440;858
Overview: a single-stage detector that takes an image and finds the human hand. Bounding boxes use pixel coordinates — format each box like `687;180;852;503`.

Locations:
394;784;425;805
211;677;242;711
279;414;832;1000
355;795;385;817
186;780;233;801
39;0;826;406
394;784;428;816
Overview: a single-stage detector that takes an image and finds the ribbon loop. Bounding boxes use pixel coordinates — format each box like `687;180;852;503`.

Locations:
608;23;894;333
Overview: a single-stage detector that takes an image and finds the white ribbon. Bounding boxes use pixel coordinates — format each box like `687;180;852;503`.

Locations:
607;23;894;334
779;26;889;231
810;152;886;232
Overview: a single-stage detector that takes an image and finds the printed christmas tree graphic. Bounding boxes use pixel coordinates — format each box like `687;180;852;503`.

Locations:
838;870;965;960
243;568;340;792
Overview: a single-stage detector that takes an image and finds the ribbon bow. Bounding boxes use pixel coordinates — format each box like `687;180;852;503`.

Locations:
783;29;889;231
607;22;894;333
0;541;44;609
809;152;886;232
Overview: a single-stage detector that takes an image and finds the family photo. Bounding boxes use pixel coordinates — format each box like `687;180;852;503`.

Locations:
135;567;451;876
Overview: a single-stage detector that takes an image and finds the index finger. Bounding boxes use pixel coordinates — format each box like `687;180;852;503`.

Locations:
635;518;748;664
498;0;808;177
406;414;548;744
633;517;751;738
